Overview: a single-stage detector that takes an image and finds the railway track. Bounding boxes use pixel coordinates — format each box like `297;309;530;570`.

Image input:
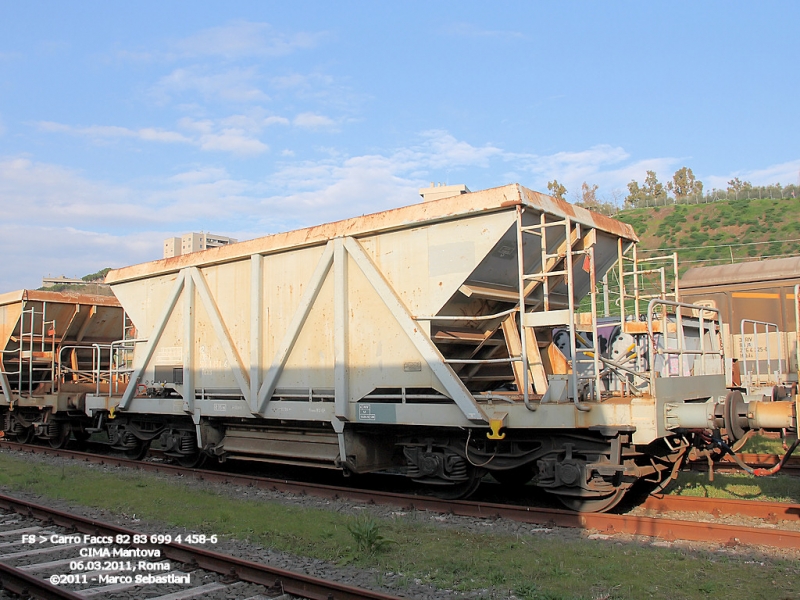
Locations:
1;440;798;553
0;492;403;600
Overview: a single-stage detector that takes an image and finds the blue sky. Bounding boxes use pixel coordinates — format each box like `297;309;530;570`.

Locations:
1;1;798;290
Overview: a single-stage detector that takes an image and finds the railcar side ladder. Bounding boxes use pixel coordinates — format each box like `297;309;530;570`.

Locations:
515;206;601;410
11;300;57;397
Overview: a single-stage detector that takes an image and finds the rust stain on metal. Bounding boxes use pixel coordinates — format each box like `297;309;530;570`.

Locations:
108;183;638;284
0;289;120;308
519;186;638;242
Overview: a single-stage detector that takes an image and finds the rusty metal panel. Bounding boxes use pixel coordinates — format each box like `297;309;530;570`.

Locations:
0;290;123;353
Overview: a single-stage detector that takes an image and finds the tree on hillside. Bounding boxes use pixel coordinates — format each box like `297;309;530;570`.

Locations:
580;182;599;206
727;177;752;193
667;167;703;200
82;267;112;282
644;170;668;203
625;180;646;208
547;179;567;200
574;182;616;215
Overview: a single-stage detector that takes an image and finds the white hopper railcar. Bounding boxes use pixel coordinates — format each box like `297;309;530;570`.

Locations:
12;183;790;512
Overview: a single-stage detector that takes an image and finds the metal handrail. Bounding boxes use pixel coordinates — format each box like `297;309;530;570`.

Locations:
740;319;782;387
646;298;723;383
446;357;520;365
796;284;800;384
56;344;113;393
415;307;518;322
109;338;148;397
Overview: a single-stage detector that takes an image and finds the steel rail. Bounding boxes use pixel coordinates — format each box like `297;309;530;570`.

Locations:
641;495;800;522
0;492;403;600
0;562;85;600
2;441;799;550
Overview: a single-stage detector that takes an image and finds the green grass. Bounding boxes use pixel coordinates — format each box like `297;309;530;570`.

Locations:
669;472;800;503
0;452;798;599
740;434;788;455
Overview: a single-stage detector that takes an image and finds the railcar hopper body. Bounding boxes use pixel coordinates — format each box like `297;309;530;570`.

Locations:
98;185;660;435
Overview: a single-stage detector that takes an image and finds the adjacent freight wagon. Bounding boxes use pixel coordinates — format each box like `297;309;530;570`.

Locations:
680;257;800;398
0;289;125;446
1;184;796;511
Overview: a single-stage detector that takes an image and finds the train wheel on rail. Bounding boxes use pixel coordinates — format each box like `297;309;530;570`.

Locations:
48;423;71;449
425;467;484;500
16;425;35;445
554;487;628;513
123;440;150;460
175;452;207;469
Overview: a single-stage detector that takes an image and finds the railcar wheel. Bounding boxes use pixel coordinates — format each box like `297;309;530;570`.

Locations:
175;453;207;469
555;487;627;513
48;424;70;449
16;426;35;445
491;464;535;487
123;441;150;460
425;468;483;500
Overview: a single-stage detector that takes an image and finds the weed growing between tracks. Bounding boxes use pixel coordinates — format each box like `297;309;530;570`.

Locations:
0;452;798;600
670;472;800;503
740;434;788;455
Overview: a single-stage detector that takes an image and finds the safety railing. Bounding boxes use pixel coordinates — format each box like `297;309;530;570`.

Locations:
647;299;723;387
108;338;148;397
796;284;800;385
56;344;116;395
617;245;679;324
740;319;783;388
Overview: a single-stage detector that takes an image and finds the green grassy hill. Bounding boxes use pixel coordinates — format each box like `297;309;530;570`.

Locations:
615;196;800;271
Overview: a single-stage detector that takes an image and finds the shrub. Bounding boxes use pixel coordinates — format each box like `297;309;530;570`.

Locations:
347;516;396;555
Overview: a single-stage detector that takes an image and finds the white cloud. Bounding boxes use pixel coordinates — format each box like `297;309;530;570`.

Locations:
293;112;336;129
173;21;324;60
38;121;191;144
198;129;268;155
137;128;190;143
169;166;230;184
0;155;260;232
514;145;630;173
414;130;503;168
8;130;798;291
0;224;163;291
705;159;800;190
153;66;269;104
256;155;420;230
39;115;276;156
177;117;214;134
271;72;335;90
264;116;290;126
0;157;143;226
